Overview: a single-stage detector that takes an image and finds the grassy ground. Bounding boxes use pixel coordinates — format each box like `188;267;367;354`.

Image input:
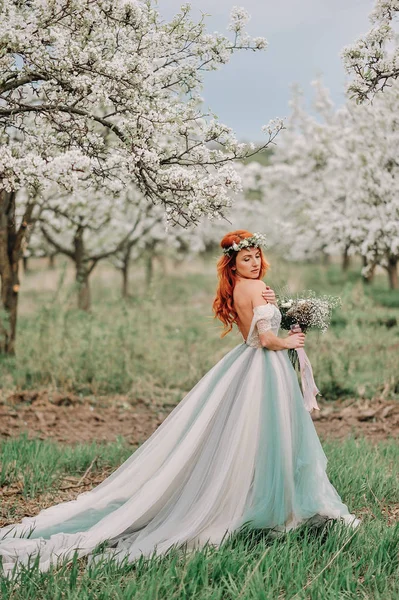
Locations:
0;253;398;405
0;435;398;599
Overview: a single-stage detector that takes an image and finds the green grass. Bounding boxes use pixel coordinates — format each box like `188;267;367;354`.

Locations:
0;254;397;404
0;435;398;599
0;434;133;500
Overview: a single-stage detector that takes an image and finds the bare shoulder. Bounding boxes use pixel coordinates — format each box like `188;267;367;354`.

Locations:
246;279;267;290
237;279;267;294
234;279;267;304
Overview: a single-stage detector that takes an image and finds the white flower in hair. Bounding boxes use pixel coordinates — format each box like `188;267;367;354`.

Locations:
222;232;268;256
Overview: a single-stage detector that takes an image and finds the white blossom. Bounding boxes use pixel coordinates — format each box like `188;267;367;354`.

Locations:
343;0;399;101
0;0;277;227
245;78;399;288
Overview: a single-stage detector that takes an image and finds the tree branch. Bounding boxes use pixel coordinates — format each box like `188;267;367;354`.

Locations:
0;73;46;94
0;103;128;144
40;224;75;259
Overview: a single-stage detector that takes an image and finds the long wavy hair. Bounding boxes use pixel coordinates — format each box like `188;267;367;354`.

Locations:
212;230;270;338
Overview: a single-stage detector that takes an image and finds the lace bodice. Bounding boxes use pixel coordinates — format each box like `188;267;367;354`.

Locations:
243;304;282;348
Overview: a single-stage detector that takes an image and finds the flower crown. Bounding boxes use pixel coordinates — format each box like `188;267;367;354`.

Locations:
222;232;268;256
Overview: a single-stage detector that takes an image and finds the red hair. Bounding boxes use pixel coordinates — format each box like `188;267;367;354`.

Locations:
212;230;270;338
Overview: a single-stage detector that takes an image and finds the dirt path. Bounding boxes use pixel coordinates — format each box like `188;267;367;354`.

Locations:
0;390;398;445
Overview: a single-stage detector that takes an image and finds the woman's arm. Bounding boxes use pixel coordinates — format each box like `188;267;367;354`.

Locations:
260;329;306;351
259;330;290;351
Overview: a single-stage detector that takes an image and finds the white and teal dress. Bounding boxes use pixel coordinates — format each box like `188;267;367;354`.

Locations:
0;303;359;576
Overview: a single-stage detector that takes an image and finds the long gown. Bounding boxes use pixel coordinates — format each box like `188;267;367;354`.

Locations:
0;303;359;576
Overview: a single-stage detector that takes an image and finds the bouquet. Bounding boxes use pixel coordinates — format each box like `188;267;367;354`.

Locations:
276;289;342;412
278;290;342;365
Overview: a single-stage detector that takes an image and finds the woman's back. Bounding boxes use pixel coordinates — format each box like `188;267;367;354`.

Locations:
233;278;267;340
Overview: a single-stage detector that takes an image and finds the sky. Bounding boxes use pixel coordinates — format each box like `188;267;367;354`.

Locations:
159;0;376;141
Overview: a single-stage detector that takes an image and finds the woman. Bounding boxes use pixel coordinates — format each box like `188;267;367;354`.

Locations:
0;229;359;577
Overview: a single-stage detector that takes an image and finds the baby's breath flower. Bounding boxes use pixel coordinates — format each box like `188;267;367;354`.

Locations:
277;289;341;334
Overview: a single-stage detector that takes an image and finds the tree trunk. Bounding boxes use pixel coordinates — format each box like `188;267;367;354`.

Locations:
145;241;156;289
121;247;132;298
122;263;129;298
361;256;376;285
145;253;153;288
342;245;351;271
48;253;56;269
74;227;91;311
386;256;398;290
22;256;29;273
77;274;90;310
0;191;33;355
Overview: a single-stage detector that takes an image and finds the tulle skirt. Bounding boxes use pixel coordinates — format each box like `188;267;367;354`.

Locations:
0;343;359;576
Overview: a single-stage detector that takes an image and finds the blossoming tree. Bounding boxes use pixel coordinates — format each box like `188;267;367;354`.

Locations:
0;0;282;352
0;136;91;352
0;0;282;225
29;185;166;310
342;0;399;102
253;80;399;289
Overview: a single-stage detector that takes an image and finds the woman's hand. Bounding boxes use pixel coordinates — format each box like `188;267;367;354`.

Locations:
285;332;306;349
261;287;277;305
288;324;302;336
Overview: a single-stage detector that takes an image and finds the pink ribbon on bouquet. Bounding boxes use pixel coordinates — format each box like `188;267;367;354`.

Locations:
295;347;321;412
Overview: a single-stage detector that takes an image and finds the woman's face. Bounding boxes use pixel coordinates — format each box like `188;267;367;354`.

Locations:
234;246;261;279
